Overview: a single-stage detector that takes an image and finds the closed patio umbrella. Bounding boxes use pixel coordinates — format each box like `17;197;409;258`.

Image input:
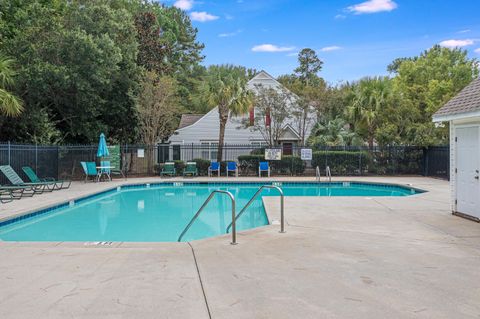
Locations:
97;133;109;157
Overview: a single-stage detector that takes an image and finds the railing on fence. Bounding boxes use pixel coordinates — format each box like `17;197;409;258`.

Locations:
0;142;450;182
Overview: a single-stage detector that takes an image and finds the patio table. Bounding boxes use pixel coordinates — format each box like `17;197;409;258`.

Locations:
96;166;114;182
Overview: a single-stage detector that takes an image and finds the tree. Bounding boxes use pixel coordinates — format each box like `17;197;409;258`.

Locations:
201;65;252;161
136;72;181;145
0;55;23;116
249;85;293;146
294;48;323;85
136;72;181;173
308;117;362;147
347;77;392;148
391;45;478;145
0;0;140;143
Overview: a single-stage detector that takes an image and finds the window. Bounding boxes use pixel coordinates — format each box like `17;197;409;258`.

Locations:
172;145;181;161
201;141;219;161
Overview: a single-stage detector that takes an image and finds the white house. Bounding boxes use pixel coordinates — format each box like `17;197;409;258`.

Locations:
165;71;315;161
432;77;480;221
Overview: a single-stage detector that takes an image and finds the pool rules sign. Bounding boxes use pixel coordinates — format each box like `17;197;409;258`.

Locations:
265;148;282;160
301;148;313;160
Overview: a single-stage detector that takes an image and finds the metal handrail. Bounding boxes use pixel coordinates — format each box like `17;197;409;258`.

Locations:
316;166;321;182
326;166;331;182
178;190;237;245
226;185;285;234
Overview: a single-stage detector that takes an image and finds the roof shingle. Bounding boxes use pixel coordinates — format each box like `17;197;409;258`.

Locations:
178;114;204;129
433;77;480;118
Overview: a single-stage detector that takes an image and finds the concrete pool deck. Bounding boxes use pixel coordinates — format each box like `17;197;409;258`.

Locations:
0;177;479;318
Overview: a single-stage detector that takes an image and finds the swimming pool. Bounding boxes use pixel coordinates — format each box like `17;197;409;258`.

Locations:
0;182;423;242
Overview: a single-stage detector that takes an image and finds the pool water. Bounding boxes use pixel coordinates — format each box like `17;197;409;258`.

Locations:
0;182;421;242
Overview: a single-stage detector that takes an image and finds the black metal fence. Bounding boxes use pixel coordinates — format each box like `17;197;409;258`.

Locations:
0;142;450;184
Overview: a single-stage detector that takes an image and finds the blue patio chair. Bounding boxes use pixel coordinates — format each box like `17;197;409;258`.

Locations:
259;161;270;177
226;162;238;178
81;161;99;182
208;161;220;177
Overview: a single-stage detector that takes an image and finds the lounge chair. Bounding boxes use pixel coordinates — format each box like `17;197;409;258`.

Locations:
161;162;176;177
259;161;270;177
0;165;51;193
80;161;99;182
183;162;198;177
226;162;238;178
22;166;71;190
0;186;27;202
208;161;220;177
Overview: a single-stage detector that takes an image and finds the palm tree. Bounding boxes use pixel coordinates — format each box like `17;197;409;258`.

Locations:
202;65;252;161
0;55;23;116
309;117;362;147
347;76;391;148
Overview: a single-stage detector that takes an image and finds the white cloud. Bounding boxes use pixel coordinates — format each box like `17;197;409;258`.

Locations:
252;44;296;53
190;11;219;22
335;14;346;20
458;29;471;34
218;30;242;38
174;0;193;11
439;39;475;48
320;46;342;52
475;48;480;54
286;52;299;57
347;0;398;14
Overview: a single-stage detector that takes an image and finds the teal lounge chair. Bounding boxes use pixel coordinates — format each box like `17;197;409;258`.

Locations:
81;162;100;182
22;166;71;190
161;162;176;177
0;165;52;193
0;186;26;202
183;162;198;177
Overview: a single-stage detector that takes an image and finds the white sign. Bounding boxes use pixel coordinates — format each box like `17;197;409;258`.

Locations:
137;148;145;158
265;148;282;160
301;148;313;160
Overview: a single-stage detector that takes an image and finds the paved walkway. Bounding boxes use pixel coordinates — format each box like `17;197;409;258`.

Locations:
0;177;479;318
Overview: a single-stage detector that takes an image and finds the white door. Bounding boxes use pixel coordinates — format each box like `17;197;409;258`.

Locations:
456;126;480;219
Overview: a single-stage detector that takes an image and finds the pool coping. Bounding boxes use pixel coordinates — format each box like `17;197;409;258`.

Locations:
0;180;427;235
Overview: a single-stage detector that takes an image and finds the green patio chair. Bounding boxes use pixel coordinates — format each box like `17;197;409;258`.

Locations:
183;162;198;177
160;162;176;177
22;166;71;190
0;165;52;194
0;185;27;202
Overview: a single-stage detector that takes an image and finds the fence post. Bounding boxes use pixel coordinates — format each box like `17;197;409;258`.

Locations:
8;141;10;166
359;151;362;176
35;143;38;173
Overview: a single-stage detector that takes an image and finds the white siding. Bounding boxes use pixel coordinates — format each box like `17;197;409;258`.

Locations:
450;121;456;213
168;70;316;146
450;116;480;213
169;107;264;145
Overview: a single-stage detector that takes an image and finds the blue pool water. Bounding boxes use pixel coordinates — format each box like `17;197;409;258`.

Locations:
0;182;422;242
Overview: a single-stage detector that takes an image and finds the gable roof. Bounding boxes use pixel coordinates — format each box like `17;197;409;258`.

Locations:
433;77;480;121
178;114;204;129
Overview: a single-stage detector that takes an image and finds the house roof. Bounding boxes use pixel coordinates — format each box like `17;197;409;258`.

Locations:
178;114;204;129
433;77;480;121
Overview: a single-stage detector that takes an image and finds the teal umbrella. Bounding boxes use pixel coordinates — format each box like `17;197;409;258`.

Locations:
97;133;109;157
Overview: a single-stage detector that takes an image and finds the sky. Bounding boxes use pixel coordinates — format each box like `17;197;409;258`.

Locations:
164;0;480;84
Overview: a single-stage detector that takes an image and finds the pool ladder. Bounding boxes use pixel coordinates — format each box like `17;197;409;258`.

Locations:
316;166;331;182
177;185;285;245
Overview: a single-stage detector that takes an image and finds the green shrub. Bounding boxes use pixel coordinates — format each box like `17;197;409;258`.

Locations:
173;160;185;175
237;154;305;175
192;158;210;176
312;151;370;175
